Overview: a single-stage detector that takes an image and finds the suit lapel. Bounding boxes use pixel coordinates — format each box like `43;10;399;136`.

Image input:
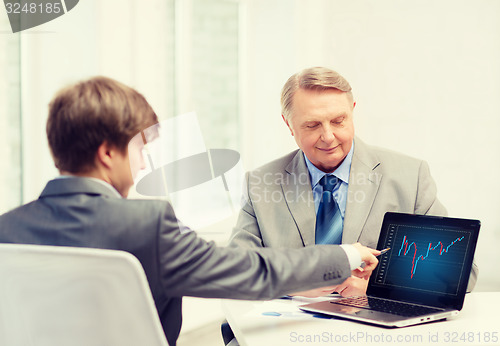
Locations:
283;151;316;246
343;138;382;244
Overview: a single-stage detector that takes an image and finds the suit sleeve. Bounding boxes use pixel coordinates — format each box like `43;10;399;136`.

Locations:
155;202;351;300
415;161;448;216
228;171;266;249
415;160;478;291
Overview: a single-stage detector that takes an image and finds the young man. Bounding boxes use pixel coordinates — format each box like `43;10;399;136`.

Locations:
0;76;379;345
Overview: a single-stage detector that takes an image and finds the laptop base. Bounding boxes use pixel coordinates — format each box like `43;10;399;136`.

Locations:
300;300;457;328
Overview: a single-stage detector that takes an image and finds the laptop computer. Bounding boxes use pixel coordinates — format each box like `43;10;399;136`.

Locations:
300;212;480;327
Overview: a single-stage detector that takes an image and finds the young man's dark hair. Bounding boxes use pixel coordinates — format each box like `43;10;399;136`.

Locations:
47;76;158;173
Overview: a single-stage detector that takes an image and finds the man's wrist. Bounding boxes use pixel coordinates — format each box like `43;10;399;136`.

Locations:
340;244;362;270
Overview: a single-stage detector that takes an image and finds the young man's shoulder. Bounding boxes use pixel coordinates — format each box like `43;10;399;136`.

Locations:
99;196;174;223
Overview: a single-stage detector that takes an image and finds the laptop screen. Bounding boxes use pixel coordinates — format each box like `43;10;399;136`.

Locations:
367;212;480;310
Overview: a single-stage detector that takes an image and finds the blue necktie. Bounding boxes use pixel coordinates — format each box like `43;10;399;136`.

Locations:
315;175;343;244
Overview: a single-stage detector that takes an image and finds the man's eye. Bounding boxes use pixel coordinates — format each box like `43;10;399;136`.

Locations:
306;124;319;128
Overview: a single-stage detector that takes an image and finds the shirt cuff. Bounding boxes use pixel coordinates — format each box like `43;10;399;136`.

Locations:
340;244;362;271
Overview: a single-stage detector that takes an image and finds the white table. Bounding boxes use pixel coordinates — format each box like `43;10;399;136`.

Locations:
222;292;500;346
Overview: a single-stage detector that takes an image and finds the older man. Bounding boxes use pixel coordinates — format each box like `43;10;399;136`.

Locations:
230;67;477;296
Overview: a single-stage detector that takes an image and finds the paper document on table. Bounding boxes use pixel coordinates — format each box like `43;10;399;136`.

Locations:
242;296;340;320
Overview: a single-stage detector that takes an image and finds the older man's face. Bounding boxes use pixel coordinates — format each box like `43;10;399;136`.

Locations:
284;88;355;173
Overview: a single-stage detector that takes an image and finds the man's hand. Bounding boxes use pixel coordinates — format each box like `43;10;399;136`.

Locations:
289;285;338;298
334;276;369;297
351;243;380;279
288;275;369;298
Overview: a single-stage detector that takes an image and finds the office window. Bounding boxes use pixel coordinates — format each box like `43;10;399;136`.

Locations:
0;15;21;214
0;0;242;218
152;0;243;237
176;0;241;151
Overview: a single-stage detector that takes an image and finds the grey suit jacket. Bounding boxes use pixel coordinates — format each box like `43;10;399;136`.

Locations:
230;137;478;290
0;178;352;345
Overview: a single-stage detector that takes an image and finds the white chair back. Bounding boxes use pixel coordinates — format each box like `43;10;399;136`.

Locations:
0;244;169;346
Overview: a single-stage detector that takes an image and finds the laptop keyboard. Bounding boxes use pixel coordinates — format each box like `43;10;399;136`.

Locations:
332;296;443;317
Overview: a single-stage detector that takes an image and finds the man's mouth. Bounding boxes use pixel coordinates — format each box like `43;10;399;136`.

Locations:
317;145;340;153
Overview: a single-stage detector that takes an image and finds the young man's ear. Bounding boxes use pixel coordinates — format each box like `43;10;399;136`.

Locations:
96;142;114;169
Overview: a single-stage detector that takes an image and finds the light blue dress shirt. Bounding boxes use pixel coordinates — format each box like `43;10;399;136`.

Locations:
304;142;360;269
304;141;354;218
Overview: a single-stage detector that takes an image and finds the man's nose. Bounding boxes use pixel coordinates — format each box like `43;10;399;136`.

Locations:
320;125;335;143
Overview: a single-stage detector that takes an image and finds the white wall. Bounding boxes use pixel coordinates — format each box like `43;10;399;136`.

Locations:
243;0;500;290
